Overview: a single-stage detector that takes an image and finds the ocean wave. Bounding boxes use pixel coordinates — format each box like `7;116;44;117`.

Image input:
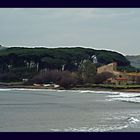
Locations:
0;88;57;92
107;91;140;104
128;117;140;124
0;88;136;96
0;88;122;95
79;90;120;95
108;93;140;98
112;116;140;125
51;116;140;132
107;97;140;103
51;125;129;132
0;88;15;91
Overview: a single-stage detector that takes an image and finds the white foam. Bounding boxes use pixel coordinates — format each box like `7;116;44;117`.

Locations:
79;90;120;95
107;97;140;103
108;93;140;98
107;91;140;104
51;125;129;132
0;89;14;91
0;88;58;92
51;116;140;132
128;117;140;124
0;88;134;96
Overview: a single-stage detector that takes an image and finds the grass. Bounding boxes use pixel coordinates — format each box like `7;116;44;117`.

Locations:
74;84;140;90
92;84;140;89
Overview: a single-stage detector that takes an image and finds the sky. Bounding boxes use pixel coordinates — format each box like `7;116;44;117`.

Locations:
0;8;140;55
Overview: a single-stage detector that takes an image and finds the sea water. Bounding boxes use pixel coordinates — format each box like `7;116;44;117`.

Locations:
0;88;140;132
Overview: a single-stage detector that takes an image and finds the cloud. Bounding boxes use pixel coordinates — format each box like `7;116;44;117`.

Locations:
0;8;136;20
40;8;136;19
0;8;139;55
94;10;136;18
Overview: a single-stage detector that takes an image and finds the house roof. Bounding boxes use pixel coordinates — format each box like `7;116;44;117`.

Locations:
115;78;127;81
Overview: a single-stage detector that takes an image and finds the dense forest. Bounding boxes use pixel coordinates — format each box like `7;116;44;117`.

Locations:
0;46;137;83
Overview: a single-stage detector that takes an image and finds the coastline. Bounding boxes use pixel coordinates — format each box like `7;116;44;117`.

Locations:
72;87;140;93
0;84;140;93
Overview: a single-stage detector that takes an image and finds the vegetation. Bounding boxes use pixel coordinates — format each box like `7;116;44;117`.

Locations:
78;60;97;84
0;46;136;88
95;72;114;84
27;70;78;89
0;47;131;72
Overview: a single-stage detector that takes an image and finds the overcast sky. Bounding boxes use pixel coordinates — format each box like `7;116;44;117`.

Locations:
0;8;140;55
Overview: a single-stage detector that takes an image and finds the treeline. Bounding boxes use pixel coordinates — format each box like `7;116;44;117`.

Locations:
27;60;114;88
0;46;133;83
0;47;130;69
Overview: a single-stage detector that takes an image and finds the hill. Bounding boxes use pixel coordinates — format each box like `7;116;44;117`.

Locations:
0;47;130;66
0;46;133;82
0;45;6;50
126;55;140;69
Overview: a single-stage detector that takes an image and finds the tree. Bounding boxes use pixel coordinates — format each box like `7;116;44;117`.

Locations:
0;47;132;83
78;60;97;84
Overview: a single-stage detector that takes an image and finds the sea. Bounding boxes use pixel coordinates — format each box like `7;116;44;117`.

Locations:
0;88;140;132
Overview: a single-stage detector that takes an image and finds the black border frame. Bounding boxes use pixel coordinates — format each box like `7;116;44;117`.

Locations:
0;0;140;139
0;0;140;7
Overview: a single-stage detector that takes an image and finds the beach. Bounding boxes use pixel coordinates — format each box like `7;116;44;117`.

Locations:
0;82;140;93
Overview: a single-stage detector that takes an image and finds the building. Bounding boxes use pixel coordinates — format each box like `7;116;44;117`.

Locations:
126;72;140;84
97;62;127;85
97;62;117;74
115;77;128;85
97;62;140;85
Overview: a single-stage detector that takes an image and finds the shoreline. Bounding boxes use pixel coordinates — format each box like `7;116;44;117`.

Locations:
0;84;140;93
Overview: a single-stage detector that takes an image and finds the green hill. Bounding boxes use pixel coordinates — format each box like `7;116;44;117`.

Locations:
0;46;134;82
0;47;130;66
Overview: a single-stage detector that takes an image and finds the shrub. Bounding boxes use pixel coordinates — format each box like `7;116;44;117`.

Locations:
28;69;78;88
0;72;21;82
95;72;114;84
136;76;140;84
